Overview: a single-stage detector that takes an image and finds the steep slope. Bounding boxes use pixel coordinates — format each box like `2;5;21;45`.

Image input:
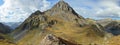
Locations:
11;10;47;42
13;10;45;32
105;21;120;35
11;0;110;45
12;0;87;40
45;0;84;19
44;0;86;25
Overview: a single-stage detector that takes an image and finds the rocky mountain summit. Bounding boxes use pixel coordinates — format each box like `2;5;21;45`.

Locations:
45;0;84;19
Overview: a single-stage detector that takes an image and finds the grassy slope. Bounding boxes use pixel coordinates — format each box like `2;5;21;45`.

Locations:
13;15;107;45
107;35;120;45
16;29;52;45
0;33;15;45
0;14;109;45
48;21;105;44
0;19;107;45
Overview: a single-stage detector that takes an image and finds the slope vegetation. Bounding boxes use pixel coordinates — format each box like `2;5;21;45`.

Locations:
3;0;112;45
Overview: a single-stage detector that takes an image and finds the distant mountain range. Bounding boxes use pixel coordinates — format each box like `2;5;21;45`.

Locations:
2;22;22;29
97;18;120;35
105;21;120;35
96;18;113;27
0;23;12;34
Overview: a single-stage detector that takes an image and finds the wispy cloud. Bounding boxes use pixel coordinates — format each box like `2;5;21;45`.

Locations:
0;0;51;22
0;0;120;22
96;0;120;19
65;0;120;19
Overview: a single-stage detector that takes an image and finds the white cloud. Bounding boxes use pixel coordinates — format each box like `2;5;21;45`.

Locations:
0;0;51;22
96;0;120;18
1;0;120;22
65;0;120;19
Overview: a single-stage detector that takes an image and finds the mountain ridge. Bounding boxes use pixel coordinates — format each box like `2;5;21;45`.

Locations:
9;0;111;45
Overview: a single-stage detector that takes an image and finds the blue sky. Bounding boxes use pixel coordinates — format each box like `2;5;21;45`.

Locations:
0;0;120;22
0;0;4;6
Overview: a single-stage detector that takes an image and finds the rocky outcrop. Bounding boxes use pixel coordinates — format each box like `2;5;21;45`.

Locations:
40;34;60;45
40;34;78;45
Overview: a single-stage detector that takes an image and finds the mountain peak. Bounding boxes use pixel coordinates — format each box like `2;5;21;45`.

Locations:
59;0;66;3
60;0;64;1
45;0;85;19
51;0;74;12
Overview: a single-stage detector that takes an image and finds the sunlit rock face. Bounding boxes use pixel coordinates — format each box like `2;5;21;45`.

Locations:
40;34;78;45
